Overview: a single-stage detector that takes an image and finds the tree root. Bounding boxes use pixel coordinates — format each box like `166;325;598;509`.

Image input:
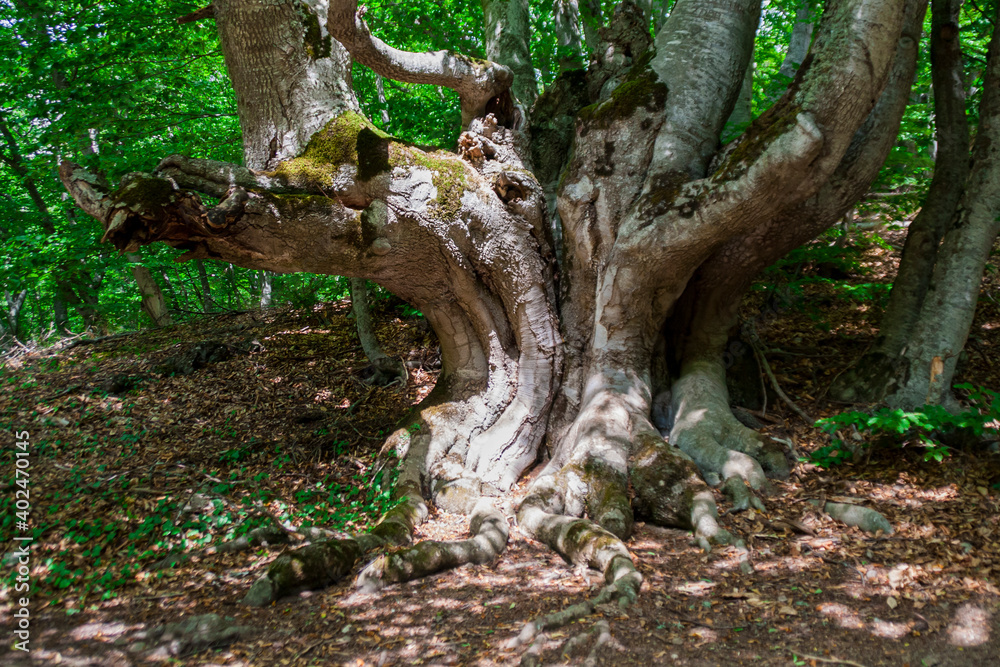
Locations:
629;432;736;551
355;499;508;592
720;476;766;513
809;498;893;535
241;484;426;606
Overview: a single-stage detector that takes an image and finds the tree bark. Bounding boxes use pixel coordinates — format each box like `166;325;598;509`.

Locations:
888;6;1000;408
349;277;406;385
195;259;215;312
481;0;538;108
554;0;586;71
126;253;174;328
779;4;814;80
831;0;971;402
259;270;273;307
3;289;28;340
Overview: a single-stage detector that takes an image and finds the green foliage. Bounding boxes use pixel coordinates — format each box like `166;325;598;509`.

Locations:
812;384;1000;466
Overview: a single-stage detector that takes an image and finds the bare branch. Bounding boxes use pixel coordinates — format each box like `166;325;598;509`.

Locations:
327;0;512;125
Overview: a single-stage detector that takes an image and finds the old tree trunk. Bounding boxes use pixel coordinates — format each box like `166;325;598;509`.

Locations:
60;0;944;642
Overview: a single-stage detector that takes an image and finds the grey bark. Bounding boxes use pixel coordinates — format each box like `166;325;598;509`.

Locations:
889;8;1000;408
126;252;174;328
577;0;603;53
259;270;273;307
554;0;586;71
195;259;215;312
668;0;926;494
831;0;973;403
481;0;538;108
723;63;755;142
779;4;814;80
214;0;358;169
3;289;27;340
349;277;406;385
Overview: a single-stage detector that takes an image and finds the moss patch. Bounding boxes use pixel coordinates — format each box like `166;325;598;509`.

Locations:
577;54;668;135
395;146;469;221
271;112;392;188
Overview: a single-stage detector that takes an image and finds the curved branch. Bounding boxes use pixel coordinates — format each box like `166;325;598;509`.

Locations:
327;0;512;125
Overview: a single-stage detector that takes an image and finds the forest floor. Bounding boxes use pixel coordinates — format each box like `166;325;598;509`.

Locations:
2;224;1000;666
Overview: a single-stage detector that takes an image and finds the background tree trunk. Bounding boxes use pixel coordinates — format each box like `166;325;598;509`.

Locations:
126;253;173;327
888;6;1000;408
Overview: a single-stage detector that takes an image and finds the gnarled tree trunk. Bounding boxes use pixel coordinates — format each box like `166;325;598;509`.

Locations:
60;0;918;649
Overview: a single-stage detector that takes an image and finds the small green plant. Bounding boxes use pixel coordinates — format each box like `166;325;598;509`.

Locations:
813;384;1000;466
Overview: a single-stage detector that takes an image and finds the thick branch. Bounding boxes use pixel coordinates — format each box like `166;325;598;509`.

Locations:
177;5;214;24
327;0;512;125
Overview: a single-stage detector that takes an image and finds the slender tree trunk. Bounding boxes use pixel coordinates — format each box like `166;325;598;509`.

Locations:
349;278;406;385
375;73;391;130
3;289;28;340
195;259;215;312
831;0;973;402
888;8;1000;408
779;4;814;80
723;63;754;141
125;253;173;327
554;0;586;71
260;270;273;307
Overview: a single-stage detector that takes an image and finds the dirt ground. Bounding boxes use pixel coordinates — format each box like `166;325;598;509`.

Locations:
2;226;999;666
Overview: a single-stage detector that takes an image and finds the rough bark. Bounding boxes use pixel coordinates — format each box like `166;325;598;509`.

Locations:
666;0;926;506
888;8;1000;408
214;0;358;169
195;259;215;312
831;0;971;402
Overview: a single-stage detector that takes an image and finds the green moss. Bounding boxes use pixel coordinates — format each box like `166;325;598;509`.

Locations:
112;175;175;210
577;53;668;134
637;169;690;219
270;111;468;220
716;102;801;180
271;112;392;188
396;146;469;221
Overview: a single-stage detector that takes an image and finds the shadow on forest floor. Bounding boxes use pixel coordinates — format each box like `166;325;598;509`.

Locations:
2;228;1000;666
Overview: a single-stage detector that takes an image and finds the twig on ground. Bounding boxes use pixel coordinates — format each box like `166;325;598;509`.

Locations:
788;649;869;667
749;333;814;424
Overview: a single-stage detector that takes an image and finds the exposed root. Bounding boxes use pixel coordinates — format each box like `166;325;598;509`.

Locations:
669;362;789;491
720;476;767;514
356;499;508;592
809;498;893;535
241;482;426;606
629;431;736;551
508;492;643;661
